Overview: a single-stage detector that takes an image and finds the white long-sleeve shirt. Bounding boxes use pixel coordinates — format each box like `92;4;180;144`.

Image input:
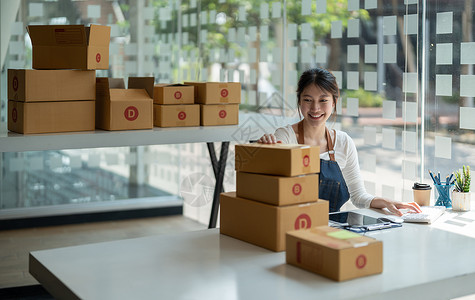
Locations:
274;124;374;208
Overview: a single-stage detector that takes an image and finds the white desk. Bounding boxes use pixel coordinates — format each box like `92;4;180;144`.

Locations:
30;209;475;300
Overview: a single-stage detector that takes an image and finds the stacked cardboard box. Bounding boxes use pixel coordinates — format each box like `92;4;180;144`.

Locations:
8;25;111;134
220;143;329;252
184;82;240;126
153;84;199;127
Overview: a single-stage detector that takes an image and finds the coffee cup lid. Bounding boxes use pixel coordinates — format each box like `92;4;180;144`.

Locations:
413;182;431;190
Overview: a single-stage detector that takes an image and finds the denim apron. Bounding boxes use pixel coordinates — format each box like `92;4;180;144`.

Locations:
297;122;350;212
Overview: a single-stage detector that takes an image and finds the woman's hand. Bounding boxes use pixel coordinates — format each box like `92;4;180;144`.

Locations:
370;197;422;216
258;134;278;144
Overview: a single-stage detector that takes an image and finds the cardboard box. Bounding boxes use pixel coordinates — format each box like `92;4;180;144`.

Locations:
8;100;95;134
154;104;200;127
96;77;154;131
220;192;329;252
236;172;319;206
8;69;95;102
184;82;241;104
200;104;239;126
286;226;383;281
153;84;194;105
235;143;320;176
27;25;110;70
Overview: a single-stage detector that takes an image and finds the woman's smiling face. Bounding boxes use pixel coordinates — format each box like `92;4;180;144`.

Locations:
298;84;335;126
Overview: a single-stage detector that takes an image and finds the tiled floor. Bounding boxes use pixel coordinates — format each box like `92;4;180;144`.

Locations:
0;215;207;288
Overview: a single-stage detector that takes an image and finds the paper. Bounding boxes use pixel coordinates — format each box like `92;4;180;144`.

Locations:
382;128;396;149
288;23;297;40
461;42;475;64
316;45;327;63
348;45;359;63
348;0;359;11
348;19;360;38
365;44;377;63
403;101;418;123
365;0;377;9
460;75;475;97
302;0;312;15
436;43;452;65
383;44;397;63
435;136;452;159
260;3;269;19
404;14;418;35
436;74;452;96
347;72;359;90
346;97;359;116
316;0;327;14
364;72;377;91
403;72;418;93
383;16;397;36
29;3;43;17
403;130;417;153
327;230;361;239
460;107;475;130
364;126;377;145
301;23;312;40
383;100;396;119
331;21;342;39
437;12;453;34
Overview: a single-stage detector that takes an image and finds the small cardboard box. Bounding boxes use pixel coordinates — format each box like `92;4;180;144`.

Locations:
96;77;154;131
8;69;95;102
236;172;319;206
220;192;329;252
8;100;95;134
184;82;241;104
200;104;239;126
235;143;320;176
153;84;194;105
154;104;200;127
27;25;110;70
286;226;383;281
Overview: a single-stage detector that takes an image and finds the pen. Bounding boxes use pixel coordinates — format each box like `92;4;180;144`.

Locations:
448;173;454;184
437;172;441;185
428;170;436;185
445;175;449;185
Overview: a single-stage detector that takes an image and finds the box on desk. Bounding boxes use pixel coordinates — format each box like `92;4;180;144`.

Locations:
153;84;194;105
27;25;110;70
236;172;319;206
220;192;329;252
96;77;153;131
8;69;96;102
286;226;383;281
8;100;95;134
200;104;239;126
235;144;320;177
184;82;241;104
154;104;200;127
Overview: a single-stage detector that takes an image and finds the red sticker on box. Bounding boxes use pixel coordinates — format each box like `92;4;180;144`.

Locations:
124;106;139;121
221;88;228;97
174;91;182;100
12;108;17;123
96;53;101;63
292;183;302;195
13;76;18;92
356;255;367;269
178;111;186;120
219;110;227;119
294;213;311;230
303;155;310;167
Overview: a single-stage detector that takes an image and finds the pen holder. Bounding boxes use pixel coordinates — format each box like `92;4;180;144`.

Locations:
434;183;454;208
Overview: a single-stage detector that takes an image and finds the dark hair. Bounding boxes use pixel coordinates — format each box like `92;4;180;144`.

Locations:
296;68;340;119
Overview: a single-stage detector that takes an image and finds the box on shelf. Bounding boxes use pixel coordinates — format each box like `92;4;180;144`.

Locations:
154;104;200;127
235;143;320;177
96;77;153;131
27;24;110;70
184;82;241;104
286;226;383;281
8;69;95;102
153;84;194;105
200;104;239;126
220;192;329;252
8;100;95;134
236;172;319;206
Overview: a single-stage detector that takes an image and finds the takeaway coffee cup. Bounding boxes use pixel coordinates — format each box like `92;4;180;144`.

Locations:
412;183;432;206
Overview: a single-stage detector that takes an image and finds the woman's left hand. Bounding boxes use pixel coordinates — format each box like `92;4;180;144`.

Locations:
370;197;422;216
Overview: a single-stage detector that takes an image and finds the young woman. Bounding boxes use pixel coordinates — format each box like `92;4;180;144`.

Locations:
258;68;420;216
